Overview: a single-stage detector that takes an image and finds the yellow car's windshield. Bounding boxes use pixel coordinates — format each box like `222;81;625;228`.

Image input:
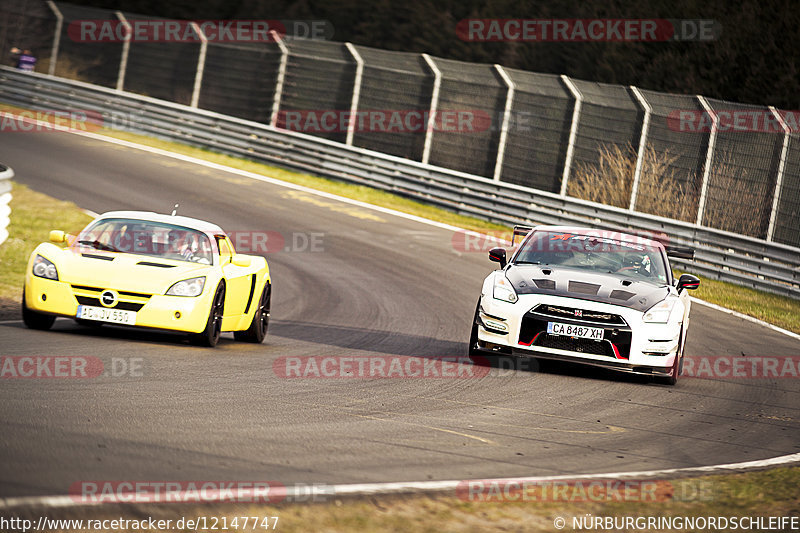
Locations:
75;218;214;264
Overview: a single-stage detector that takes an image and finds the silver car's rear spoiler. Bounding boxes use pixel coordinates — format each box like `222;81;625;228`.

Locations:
512;225;534;246
665;246;695;260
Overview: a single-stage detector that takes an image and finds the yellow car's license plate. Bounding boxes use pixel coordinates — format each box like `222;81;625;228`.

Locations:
76;305;136;325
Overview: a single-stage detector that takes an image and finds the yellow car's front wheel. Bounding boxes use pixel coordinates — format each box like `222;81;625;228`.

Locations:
192;283;225;347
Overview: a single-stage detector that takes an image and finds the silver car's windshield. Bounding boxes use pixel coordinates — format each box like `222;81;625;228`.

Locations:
515;231;668;283
75;218;214;264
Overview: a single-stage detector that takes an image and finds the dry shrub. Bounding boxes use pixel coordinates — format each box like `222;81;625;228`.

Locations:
567;143;635;208
567;143;699;221
635;146;699;222
53;54;102;83
566;142;770;236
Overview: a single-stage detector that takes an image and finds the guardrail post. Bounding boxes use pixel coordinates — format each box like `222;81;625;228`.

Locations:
344;43;363;146
629;86;652;211
695;95;718;226
45;1;63;77
559;75;582;197
270;31;289;127
766;106;791;241
493;64;515;182
114;11;131;91
421;53;441;165
190;22;208;108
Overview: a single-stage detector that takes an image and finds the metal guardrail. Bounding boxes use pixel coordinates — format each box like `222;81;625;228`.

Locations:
0;162;13;247
1;66;798;297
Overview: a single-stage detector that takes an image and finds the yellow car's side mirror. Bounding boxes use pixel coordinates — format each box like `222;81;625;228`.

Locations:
231;254;251;267
49;230;67;243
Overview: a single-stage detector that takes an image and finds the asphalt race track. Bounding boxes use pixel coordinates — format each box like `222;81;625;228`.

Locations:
1;130;799;498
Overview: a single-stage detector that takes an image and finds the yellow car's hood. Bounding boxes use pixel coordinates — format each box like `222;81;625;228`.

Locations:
58;248;212;294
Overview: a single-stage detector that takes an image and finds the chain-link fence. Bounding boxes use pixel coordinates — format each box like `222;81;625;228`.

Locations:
700;99;784;238
120;15;200;105
52;3;120;88
565;80;644;208
0;0;55;75
500;69;571;193
351;46;431;161
426;58;504;178
276;39;356;144
4;0;800;249
197;42;281;122
774;134;800;247
633;90;707;223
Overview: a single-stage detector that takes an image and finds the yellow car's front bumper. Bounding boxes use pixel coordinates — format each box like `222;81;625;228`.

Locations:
24;276;214;334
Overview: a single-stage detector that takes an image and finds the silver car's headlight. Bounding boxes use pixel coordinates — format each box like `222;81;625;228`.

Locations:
493;274;518;303
32;255;59;280
643;299;677;323
166;276;206;297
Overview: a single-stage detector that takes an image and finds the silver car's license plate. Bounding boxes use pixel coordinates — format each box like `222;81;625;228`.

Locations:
547;322;603;340
76;305;136;325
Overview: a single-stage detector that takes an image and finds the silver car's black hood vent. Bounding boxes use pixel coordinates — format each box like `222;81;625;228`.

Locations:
506;265;670;312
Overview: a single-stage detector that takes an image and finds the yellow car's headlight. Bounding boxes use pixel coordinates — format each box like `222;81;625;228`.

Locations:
32;255;59;280
166;276;206;297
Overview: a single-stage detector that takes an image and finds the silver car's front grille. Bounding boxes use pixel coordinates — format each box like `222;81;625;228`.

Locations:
530;304;627;327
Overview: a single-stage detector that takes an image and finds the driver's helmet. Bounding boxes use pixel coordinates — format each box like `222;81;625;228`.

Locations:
622;252;652;275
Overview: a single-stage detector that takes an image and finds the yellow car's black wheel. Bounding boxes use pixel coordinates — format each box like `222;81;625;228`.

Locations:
192;283;225;347
234;283;270;343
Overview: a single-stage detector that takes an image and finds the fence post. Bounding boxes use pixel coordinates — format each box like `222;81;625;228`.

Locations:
189;23;207;108
270;31;289;127
493;64;515;182
114;11;131;91
629;86;652;211
695;95;718;226
421;53;441;165
45;1;62;77
766;106;791;241
560;75;582;197
344;43;363;146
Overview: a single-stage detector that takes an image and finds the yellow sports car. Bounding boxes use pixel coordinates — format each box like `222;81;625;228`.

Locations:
22;210;271;347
